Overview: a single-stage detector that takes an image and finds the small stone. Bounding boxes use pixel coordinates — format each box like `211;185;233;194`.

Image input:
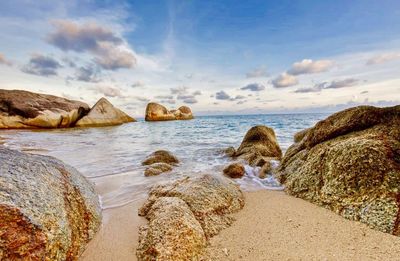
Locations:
223;163;245;179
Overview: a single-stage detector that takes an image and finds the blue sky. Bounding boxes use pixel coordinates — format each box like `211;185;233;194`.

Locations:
0;0;399;116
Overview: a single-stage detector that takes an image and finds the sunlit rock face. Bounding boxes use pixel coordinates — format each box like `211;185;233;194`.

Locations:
0;147;102;260
276;105;400;235
0;89;90;129
75;97;135;127
145;102;194;121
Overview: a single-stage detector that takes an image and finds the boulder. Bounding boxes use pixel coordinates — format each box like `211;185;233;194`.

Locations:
224;147;236;157
75;97;135;127
139;174;244;238
144;162;173;177
175;106;194;120
276;105;400;235
142;150;179;166
223;163;245;179
0;89;90;128
236;125;282;160
145;102;176;121
0;147;101;260
137;197;206;260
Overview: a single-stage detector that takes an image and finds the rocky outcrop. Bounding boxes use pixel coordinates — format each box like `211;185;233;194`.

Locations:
145;102;194;121
142;150;179;177
75;98;135;127
137;197;206;260
0;89;90;128
223;163;245;179
0;147;101;260
276;105;400;235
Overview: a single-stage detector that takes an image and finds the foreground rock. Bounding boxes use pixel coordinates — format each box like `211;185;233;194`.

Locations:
137;197;206;260
137;175;244;260
145;102;194;121
0;147;101;260
0;89;90;128
223;163;245;179
75;98;135;127
276;105;400;235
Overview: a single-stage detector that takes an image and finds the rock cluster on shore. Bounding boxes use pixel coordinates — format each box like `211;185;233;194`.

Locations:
0;147;102;260
276;105;400;235
0;89;135;129
137;175;244;260
145;102;194;121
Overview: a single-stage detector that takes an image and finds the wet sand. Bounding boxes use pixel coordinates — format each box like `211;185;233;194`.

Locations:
81;191;400;261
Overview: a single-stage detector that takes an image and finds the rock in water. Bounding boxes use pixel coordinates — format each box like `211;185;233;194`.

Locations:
144;162;173;176
142;150;179;166
139;175;244;238
145;102;176;121
174;106;194;120
0;89;90;129
137;197;206;261
223;163;245;178
0;147;102;260
75;97;135;127
276;105;400;235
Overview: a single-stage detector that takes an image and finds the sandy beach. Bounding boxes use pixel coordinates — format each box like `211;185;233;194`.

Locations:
80;190;400;261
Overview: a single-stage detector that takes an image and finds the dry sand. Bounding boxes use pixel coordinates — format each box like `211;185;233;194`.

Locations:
81;190;400;261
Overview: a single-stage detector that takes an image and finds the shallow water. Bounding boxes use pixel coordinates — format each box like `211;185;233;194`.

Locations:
0;114;327;209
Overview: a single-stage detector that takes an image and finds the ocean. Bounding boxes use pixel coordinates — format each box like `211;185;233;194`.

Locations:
0;113;327;209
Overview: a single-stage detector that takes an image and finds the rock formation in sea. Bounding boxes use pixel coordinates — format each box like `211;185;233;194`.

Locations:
276;105;400;235
145;102;194;121
75;97;136;127
0;147;102;260
137;175;244;260
142;150;179;176
0;89;90;128
223;162;245;178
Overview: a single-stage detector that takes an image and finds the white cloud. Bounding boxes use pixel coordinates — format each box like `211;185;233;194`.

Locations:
288;59;333;75
271;72;298;88
366;53;400;65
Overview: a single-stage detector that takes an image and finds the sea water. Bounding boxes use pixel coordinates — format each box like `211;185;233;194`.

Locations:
0;113;327;209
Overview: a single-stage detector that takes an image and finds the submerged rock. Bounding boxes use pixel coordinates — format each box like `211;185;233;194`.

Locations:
144;162;173;177
145;102;194;121
145;102;176;121
0;89;90;129
75;97;135;127
137;197;206;261
142;150;179;166
223;163;245;179
276;105;400;235
0;147;101;260
258;161;272;179
139;175;245;238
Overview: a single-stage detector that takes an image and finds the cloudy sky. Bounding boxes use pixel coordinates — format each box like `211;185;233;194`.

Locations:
0;0;399;117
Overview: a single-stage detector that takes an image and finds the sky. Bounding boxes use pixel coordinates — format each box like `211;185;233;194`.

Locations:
0;0;399;117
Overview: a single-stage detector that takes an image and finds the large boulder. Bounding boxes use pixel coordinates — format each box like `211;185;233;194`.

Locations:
137;197;206;260
139;175;245;238
75;97;135;127
0;89;90;128
145;102;176;121
276;105;400;235
0;147;102;260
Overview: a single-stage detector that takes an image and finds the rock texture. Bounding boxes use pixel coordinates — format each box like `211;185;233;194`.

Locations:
0;89;90;129
276;105;400;235
137;175;244;260
145;102;194;121
0;147;101;260
75;98;135;127
137;197;206;261
144;162;173;177
142;150;179;177
223;163;245;179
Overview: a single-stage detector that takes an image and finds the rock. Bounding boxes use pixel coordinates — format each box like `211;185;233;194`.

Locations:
137;197;206;261
0;147;101;260
145;102;176;121
144;162;173;177
236;125;282;162
276;105;400;235
75;97;135;127
0;89;90;129
293;128;310;143
142;150;179;166
224;147;236;157
145;102;194;121
223;163;245;179
139;174;244;238
258;161;272;179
